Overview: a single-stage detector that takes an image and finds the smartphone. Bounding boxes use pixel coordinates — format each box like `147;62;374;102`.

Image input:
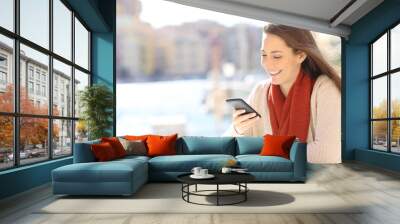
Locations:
226;98;261;118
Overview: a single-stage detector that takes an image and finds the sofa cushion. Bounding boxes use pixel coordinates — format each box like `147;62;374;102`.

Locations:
115;155;150;163
177;136;236;155
236;155;293;172
101;137;127;158
260;135;296;159
148;154;235;172
236;137;263;155
147;134;178;157
52;159;147;183
91;142;118;161
118;138;148;156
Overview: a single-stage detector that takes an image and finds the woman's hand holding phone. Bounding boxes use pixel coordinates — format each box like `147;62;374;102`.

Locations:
232;109;260;135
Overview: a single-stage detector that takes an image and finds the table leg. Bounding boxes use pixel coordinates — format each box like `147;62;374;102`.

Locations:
195;184;197;192
245;183;247;201
217;184;219;206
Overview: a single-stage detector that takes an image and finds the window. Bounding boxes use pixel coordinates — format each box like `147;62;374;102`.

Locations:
28;67;34;80
36;84;40;95
74;69;89;118
53;0;72;60
0;1;91;170
28;81;34;94
53;119;72;158
0;55;7;67
35;70;40;81
371;23;400;153
0;0;14;32
0;34;13;113
0;116;13;170
20;0;49;48
74;18;89;70
42;85;46;97
53;59;72;117
0;71;6;85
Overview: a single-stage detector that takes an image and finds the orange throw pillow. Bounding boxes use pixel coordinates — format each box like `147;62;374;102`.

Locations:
146;134;178;157
124;135;150;141
91;142;117;161
101;137;127;158
260;134;296;159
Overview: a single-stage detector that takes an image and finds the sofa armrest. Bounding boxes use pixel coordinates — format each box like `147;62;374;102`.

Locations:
289;140;307;181
73;140;100;163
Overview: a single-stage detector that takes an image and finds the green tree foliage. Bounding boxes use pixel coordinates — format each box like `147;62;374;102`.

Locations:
79;84;114;140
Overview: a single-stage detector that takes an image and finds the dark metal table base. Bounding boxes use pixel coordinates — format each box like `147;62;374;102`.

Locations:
181;183;249;206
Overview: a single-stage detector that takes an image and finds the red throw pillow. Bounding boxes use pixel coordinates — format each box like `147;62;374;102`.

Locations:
91;142;117;161
101;137;127;158
259;134;296;159
146;134;178;157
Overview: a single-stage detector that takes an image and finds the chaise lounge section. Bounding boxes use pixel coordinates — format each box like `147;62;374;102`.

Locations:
52;136;306;196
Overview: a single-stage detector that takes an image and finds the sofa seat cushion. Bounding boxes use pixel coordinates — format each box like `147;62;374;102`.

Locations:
149;154;235;172
236;155;293;172
116;155;150;163
52;159;147;183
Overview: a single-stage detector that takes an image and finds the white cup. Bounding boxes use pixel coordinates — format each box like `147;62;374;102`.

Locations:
191;167;202;176
221;167;232;174
200;169;208;176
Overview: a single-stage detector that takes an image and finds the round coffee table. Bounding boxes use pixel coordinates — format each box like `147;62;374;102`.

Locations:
177;172;255;206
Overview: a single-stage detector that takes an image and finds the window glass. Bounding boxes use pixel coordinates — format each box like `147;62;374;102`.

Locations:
0;0;14;31
74;69;89;118
53;0;72;60
20;44;49;115
53;59;72;117
0;116;13;170
391;120;400;153
391;24;400;70
372;77;387;119
75;120;88;143
372;121;388;151
19;117;49;165
53;119;72;157
20;0;49;49
372;34;387;76
74;18;89;69
391;72;400;118
0;35;14;113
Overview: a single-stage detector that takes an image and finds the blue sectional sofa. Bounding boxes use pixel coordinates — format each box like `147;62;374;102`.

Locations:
52;136;307;196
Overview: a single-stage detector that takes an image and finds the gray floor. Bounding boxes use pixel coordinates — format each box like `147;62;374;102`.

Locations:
1;162;400;224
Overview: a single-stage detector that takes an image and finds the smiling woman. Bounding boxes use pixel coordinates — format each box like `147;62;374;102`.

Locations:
225;24;342;164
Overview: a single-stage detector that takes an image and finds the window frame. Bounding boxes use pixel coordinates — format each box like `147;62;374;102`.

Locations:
370;20;400;154
0;0;92;171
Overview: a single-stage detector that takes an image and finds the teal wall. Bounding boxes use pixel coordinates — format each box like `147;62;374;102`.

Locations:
0;0;116;200
0;158;72;199
344;0;400;170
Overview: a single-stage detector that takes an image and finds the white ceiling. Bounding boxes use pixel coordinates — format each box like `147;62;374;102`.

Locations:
165;0;384;38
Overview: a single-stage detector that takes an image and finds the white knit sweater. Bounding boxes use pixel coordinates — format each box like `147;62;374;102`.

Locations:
224;74;342;164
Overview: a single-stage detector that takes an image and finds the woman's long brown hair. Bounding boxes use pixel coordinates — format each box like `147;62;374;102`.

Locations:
264;24;341;90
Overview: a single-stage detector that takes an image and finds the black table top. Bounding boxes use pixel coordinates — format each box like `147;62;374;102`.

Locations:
177;172;255;185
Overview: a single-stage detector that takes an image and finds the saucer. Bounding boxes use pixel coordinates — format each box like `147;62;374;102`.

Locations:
190;174;215;179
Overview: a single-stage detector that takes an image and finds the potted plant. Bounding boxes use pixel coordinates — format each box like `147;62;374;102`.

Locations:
79;84;114;140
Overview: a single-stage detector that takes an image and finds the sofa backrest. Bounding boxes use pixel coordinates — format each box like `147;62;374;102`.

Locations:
176;136;236;155
73;139;100;163
73;136;301;162
235;137;302;156
235;137;263;155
